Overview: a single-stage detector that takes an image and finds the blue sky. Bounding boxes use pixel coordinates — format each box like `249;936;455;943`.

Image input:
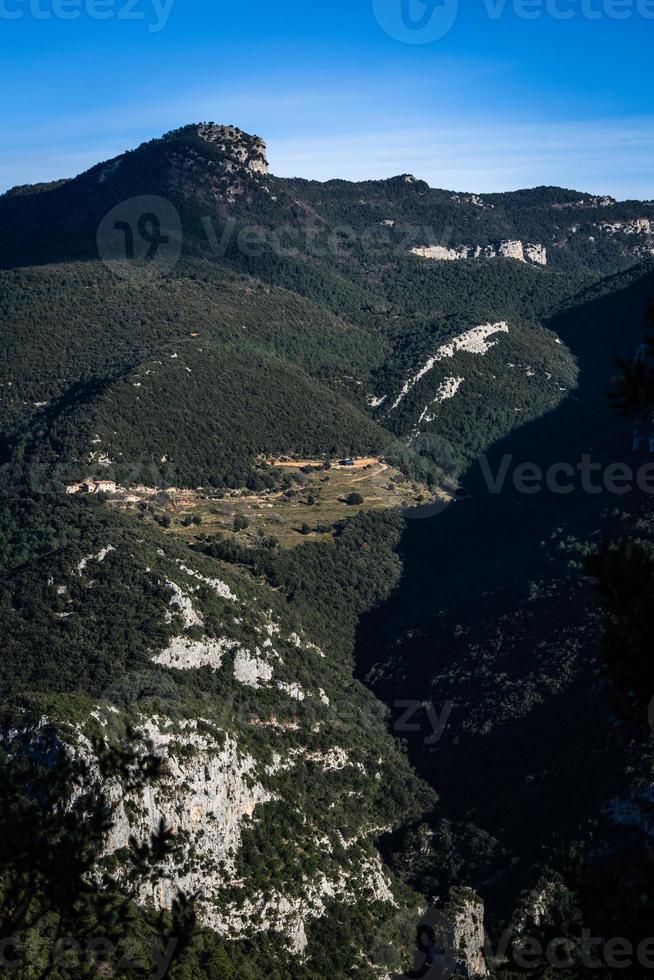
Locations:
1;0;652;196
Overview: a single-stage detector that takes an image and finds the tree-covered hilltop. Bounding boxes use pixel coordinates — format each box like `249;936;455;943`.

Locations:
0;248;611;490
4;122;651;492
2;122;652;278
24;342;391;490
261;174;654;276
0;260;392;489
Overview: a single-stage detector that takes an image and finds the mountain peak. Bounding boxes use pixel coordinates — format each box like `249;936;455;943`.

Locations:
162;122;269;175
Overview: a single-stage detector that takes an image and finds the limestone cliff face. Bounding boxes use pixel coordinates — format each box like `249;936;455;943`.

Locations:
94;718;272;914
193;123;269;175
524;242;548;265
411;240;547;266
444;888;488;977
12;542;410;964
416;889;488;978
163;122;270;207
594;217;654;259
74;711;394;954
600;217;652;236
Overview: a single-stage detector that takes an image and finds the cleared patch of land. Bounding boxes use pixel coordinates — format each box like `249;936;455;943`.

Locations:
112;457;448;549
270;456;381;470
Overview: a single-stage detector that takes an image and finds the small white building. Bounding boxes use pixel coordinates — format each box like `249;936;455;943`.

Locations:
65;479;117;495
89;480;117;494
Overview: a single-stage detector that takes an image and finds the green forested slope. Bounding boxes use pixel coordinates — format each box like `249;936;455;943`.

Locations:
43;343;390;488
0;249;597;489
0;493;433;976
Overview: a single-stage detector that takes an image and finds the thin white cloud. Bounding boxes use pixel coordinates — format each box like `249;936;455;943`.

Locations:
268;117;654;198
1;113;652;200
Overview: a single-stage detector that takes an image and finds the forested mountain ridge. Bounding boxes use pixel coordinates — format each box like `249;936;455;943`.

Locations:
0;123;633;491
0;261;392;490
1;123;652;280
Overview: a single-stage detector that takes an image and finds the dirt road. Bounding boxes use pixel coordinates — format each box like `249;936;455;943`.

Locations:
269;456;382;471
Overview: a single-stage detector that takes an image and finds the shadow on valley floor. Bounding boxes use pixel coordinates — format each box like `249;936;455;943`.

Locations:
355;264;654;913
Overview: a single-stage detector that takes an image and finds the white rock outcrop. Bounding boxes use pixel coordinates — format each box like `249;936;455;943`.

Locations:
552;195;615;209
451;193;492;208
418;377;464;425
443;889;488;977
152;635;237;671
75;699;396;953
195;123;269;175
233;649;274;688
220;856;395;954
599;217;652;236
165;579;203;628
76;545;115;577
524;242;548;265
176;562;238;602
97;718;273;916
391;323;509;410
411;241;546;266
29;540;406;959
367;394;388;409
